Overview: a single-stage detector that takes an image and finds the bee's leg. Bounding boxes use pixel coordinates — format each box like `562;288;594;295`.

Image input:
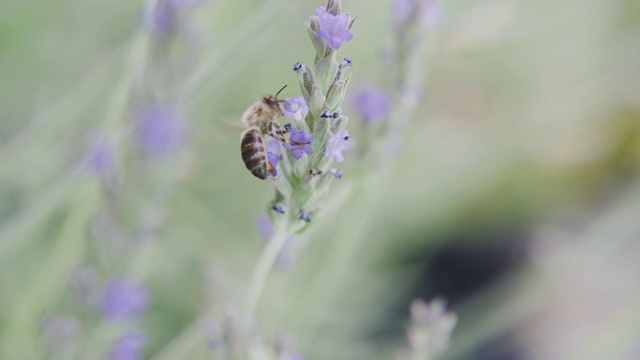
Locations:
268;122;311;146
268;122;291;145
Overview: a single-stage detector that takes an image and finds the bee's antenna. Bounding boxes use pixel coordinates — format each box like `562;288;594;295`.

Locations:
275;85;288;99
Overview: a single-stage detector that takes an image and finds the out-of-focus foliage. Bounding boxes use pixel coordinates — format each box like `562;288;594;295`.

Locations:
1;0;639;359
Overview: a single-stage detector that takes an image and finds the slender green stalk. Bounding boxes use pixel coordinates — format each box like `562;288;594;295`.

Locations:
241;212;290;327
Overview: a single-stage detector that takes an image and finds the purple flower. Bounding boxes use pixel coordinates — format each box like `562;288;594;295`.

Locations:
265;138;282;157
316;7;353;49
109;330;148;360
136;105;188;158
283;126;314;160
86;135;115;178
99;278;150;321
284;97;309;121
352;84;391;123
325;129;351;163
256;214;299;270
267;152;279;178
265;139;282;178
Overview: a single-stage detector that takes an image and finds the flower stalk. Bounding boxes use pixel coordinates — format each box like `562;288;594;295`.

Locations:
242;0;355;326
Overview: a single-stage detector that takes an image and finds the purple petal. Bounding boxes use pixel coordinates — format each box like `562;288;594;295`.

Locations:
326;129;351;163
317;12;353;49
283;126;314;160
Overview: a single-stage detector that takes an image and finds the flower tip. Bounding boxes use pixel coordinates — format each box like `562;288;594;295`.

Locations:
330;168;343;179
298;210;313;223
339;57;353;69
272;203;286;214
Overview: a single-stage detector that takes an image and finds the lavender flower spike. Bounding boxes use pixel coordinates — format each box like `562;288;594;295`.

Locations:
283;126;314;160
326;129;351;163
316;7;353;49
99;278;150;321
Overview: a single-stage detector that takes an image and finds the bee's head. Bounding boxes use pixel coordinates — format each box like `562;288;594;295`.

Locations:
262;85;287;116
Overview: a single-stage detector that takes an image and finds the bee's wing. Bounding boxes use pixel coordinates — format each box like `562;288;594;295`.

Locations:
204;113;245;144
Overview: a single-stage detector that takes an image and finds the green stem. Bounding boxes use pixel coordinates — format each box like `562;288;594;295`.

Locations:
241;213;290;327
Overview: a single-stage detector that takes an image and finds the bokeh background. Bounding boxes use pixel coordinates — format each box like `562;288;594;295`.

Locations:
1;0;640;359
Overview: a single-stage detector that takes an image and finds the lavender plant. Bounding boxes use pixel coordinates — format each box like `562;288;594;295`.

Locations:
395;299;457;360
242;0;356;326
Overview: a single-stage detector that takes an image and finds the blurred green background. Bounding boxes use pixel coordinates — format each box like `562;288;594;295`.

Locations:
1;0;640;359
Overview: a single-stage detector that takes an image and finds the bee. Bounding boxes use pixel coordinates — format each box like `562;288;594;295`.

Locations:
240;85;309;180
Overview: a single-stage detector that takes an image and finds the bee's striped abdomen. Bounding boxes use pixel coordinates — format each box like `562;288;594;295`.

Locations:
241;128;273;180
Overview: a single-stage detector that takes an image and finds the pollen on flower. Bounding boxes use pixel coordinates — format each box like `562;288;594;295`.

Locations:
326;129;351;163
316;6;353;49
99;278;150;321
283;126;314;160
283;97;309;121
351;84;391;124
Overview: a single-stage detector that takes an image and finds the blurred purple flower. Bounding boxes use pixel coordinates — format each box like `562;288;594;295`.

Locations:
283;126;314;160
99;278;150;321
352;84;391;123
147;1;177;35
256;214;299;270
86;135;115;178
316;7;353;49
284;97;309;121
109;330;148;360
325;129;351;163
136;105;188;158
145;0;204;35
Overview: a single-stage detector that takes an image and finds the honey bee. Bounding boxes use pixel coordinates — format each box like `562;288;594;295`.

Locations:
240;85;309;180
